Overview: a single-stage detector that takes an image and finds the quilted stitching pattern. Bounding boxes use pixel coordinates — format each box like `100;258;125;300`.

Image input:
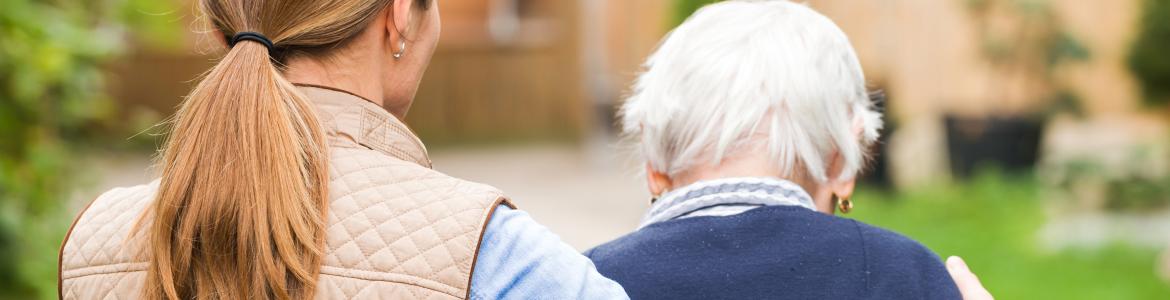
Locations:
317;274;453;300
320;147;502;298
61;183;153;273
60;182;153;300
60;87;507;299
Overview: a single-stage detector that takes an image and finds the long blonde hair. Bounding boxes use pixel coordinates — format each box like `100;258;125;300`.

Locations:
144;0;419;299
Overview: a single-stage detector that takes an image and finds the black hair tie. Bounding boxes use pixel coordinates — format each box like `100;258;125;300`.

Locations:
229;32;274;53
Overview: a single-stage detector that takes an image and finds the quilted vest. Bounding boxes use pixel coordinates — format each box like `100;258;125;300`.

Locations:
58;86;512;299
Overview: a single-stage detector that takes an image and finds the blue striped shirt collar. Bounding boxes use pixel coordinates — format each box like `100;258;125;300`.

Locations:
640;177;817;228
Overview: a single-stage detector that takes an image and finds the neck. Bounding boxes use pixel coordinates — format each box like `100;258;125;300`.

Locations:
283;51;410;119
672;154;812;189
671;153;831;213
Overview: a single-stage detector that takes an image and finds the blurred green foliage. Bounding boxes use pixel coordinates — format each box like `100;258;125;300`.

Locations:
673;0;721;26
967;0;1090;117
1130;0;1170;107
0;0;175;298
853;172;1170;299
1044;146;1170;213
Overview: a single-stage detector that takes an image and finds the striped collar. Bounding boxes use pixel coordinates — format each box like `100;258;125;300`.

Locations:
640;177;817;228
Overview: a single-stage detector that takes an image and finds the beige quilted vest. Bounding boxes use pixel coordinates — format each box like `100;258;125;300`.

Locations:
59;86;512;299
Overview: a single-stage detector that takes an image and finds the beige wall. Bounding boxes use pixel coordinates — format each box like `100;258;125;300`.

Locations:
1052;0;1142;116
595;0;1144;118
812;0;1143;119
811;0;1145;186
594;0;673;105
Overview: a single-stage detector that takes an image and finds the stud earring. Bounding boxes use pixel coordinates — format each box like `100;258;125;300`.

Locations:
393;40;407;59
834;195;854;214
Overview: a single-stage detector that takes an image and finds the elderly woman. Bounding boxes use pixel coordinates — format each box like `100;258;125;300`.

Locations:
586;1;987;299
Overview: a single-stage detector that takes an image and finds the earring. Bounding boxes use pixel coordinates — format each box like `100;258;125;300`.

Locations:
649;190;668;206
393;40;407;59
834;195;854;214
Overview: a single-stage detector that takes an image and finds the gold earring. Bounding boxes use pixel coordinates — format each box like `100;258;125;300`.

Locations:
834;195;853;214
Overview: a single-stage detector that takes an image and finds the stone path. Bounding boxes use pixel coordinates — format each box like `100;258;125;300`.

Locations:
72;142;648;251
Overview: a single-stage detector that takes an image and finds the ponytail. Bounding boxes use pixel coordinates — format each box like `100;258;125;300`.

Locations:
141;0;412;298
145;34;330;299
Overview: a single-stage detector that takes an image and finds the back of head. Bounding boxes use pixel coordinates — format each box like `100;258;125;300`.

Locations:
621;0;883;183
146;1;399;299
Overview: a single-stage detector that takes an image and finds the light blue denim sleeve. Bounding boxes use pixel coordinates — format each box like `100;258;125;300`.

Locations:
470;205;629;300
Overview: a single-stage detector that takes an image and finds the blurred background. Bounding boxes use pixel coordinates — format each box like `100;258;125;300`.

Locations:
3;0;1170;298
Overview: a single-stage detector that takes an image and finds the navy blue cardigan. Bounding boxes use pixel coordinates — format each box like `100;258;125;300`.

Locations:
585;206;961;299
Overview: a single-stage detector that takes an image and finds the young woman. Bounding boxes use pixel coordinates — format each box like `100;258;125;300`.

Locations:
585;1;991;299
58;0;627;299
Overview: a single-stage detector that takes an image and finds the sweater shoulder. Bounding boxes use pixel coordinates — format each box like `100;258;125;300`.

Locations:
850;220;962;299
852;220;940;261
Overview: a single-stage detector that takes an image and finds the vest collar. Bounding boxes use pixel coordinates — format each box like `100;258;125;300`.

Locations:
298;85;433;168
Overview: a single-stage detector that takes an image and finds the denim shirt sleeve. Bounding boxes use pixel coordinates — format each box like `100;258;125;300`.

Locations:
470;205;629;300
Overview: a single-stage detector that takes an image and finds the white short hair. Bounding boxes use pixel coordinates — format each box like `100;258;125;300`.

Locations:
621;0;883;182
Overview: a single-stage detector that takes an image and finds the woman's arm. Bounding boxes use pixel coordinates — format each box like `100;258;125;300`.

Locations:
469;205;629;300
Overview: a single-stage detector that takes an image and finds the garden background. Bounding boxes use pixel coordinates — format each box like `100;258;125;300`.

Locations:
3;0;1170;299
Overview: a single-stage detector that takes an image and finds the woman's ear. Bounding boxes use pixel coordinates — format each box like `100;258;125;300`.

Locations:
823;149;861;201
830;175;857;202
646;163;673;197
827;151;857;201
385;0;415;40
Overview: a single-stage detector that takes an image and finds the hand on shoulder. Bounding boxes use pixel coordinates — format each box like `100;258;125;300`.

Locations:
946;256;995;300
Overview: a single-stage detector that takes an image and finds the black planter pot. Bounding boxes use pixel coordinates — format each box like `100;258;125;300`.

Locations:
944;115;1044;179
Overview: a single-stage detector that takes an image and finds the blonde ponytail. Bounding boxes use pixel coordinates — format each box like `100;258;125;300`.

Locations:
147;36;329;299
143;0;410;298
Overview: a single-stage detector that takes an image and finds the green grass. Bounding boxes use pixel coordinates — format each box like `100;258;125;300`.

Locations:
850;173;1170;299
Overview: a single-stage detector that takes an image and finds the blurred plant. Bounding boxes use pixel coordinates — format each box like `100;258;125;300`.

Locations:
965;0;1090;117
673;0;721;26
1100;147;1170;212
1130;0;1170;108
1104;176;1170;212
0;0;176;298
1044;147;1170;213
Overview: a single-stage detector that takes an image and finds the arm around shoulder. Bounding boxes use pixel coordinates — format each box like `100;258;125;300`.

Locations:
469;205;629;300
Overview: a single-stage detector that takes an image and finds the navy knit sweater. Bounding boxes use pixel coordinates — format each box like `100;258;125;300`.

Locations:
585;206;962;300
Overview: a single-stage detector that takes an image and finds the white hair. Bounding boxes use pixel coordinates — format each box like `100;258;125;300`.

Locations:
621;0;883;183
